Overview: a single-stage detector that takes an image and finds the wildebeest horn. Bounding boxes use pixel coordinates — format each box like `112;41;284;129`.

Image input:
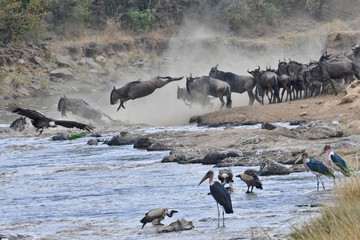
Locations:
113;86;116;90
190;73;192;77
257;65;260;70
216;63;218;68
247;69;250;73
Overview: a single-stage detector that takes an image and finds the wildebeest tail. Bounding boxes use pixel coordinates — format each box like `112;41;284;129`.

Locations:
254;86;262;103
226;86;232;108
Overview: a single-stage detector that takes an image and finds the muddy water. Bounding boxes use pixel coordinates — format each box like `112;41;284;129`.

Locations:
0;96;333;239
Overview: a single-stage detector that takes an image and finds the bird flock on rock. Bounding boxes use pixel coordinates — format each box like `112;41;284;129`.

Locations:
142;145;352;229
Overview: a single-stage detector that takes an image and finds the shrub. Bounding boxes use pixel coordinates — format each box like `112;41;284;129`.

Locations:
0;0;48;43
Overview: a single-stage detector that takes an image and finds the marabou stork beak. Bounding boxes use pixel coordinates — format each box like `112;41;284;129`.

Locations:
292;154;303;167
198;174;209;185
318;148;326;158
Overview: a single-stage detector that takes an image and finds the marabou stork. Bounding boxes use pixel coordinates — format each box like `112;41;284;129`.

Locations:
294;152;335;191
140;208;178;228
236;169;263;194
199;170;233;227
218;169;234;190
6;104;94;134
320;145;350;177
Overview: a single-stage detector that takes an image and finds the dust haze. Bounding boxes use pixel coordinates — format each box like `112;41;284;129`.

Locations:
74;14;358;126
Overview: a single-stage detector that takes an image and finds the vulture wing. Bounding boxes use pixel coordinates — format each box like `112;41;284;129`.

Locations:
6;104;48;120
53;120;94;132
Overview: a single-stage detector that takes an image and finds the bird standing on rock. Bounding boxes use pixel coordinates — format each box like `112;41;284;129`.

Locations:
236;169;263;194
140;208;178;229
320;145;350;177
199;170;233;227
293;152;335;191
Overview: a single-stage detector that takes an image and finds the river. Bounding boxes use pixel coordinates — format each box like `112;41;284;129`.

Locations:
0;95;334;240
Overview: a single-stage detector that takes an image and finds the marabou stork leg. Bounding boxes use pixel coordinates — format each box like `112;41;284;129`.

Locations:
216;202;220;227
316;176;320;191
222;207;225;227
319;176;325;190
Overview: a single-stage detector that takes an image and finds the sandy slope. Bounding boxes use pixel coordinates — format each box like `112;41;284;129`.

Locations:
194;80;360;135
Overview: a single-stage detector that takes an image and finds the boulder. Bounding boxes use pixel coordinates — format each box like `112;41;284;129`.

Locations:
87;138;99;145
50;69;74;80
134;137;152;149
258;159;292;176
202;150;243;165
301;121;343;139
261;122;277;130
51;132;70;141
55;53;77;68
323;31;360;56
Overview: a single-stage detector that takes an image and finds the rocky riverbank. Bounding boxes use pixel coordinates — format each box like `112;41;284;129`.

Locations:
96;81;360;174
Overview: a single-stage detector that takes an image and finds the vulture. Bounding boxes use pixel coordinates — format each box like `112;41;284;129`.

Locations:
236;169;263;194
6;104;94;134
140;208;178;229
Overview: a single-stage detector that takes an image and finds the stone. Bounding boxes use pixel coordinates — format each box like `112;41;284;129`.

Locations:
87;139;99;145
202;150;243;165
261;122;277;130
50;69;74;80
51;132;70;141
258;159;292;176
55;53;77;68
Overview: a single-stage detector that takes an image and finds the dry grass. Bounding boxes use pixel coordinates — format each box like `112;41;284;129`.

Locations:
288;176;360;240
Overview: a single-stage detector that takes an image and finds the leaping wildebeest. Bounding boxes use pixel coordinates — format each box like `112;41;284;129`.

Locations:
110;76;184;111
58;95;115;124
6;104;94;134
209;64;257;105
186;75;232;109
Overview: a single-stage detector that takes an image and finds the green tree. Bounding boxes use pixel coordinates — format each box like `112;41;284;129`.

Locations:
0;0;47;43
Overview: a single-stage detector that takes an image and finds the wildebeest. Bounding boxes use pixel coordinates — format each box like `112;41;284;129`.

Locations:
308;57;359;95
110;76;184;111
209;64;257;105
10;116;27;132
177;86;212;107
277;60;292;101
287;60;308;99
248;66;280;104
58;96;114;124
6;104;94;134
186;75;232;109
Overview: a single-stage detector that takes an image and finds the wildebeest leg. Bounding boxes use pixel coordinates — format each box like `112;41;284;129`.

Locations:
247;91;255;105
328;79;338;95
219;96;225;109
266;90;272;104
117;100;126;111
280;88;285;102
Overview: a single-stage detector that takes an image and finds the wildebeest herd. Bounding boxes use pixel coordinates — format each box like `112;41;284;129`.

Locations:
6;45;360;133
110;44;360;111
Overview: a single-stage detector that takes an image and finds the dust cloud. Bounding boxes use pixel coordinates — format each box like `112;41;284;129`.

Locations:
78;16;355;126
